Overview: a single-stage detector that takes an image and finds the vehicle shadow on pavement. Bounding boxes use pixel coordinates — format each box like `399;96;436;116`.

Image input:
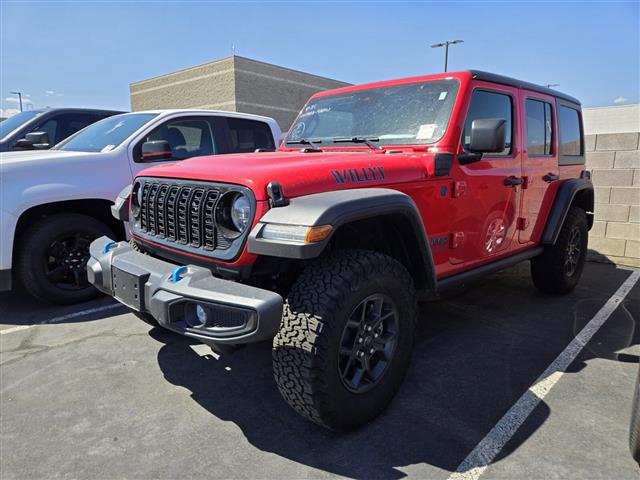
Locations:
149;264;638;478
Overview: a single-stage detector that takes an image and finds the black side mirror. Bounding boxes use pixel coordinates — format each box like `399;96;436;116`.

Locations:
15;131;51;150
141;140;172;161
469;119;506;153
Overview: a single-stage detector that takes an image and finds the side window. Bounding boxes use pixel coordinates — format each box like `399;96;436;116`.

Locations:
463;90;513;156
33;119;58;144
558;106;582;156
33;113;101;145
226;118;275;153
525;99;553;156
140;117;216;161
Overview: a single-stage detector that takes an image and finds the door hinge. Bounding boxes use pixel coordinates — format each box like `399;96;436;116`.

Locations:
450;231;465;249
516;217;529;230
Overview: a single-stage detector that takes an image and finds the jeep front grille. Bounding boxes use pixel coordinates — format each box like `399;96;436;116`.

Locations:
133;178;253;259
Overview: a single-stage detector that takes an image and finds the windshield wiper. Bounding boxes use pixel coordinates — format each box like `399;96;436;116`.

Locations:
332;137;383;151
285;138;322;151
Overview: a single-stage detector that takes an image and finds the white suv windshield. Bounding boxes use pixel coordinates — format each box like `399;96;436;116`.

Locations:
54;113;158;152
286;79;459;147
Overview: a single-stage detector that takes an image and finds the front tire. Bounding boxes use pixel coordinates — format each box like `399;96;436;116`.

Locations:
272;249;418;430
531;206;588;295
16;213;114;304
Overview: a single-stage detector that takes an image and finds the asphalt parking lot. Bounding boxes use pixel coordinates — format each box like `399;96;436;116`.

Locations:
1;261;639;479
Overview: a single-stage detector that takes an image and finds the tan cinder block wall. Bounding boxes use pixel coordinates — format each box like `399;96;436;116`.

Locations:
586;131;640;267
233;56;350;130
129;56;350;130
130;57;237;112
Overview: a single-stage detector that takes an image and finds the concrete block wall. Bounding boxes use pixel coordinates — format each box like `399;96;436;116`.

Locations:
586;131;640;267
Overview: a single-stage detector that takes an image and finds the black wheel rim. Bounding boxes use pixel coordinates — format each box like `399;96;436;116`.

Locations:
44;233;93;291
564;226;582;277
338;294;399;394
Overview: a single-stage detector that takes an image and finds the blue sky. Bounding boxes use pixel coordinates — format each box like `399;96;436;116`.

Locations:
1;1;638;117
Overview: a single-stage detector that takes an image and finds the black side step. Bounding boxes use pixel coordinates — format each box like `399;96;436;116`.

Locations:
434;246;544;294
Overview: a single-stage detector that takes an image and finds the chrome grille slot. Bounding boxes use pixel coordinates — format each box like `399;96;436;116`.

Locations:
176;187;192;244
203;191;218;250
147;184;160;235
166;186;179;241
189;189;205;247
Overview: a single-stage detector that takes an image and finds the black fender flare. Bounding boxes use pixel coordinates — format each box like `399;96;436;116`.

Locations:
248;188;437;291
542;178;594;245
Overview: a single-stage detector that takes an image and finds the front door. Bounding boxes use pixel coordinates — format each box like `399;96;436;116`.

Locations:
518;92;559;243
450;83;523;269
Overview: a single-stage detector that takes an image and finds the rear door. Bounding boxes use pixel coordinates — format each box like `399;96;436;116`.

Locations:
518;92;559;243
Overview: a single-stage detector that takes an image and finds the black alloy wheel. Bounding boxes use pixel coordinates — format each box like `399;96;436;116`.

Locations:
338;294;399;393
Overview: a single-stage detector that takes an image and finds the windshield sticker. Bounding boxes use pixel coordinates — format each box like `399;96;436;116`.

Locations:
100;145;115;153
289;122;305;140
416;124;437;140
438;91;448;101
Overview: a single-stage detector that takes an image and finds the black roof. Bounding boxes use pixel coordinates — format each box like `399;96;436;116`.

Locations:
31;107;125;114
469;70;581;105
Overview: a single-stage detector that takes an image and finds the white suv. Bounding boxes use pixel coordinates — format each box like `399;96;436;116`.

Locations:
0;109;281;303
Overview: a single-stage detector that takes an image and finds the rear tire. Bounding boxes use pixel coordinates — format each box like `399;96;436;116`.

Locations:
630;363;640;464
531;207;588;295
16;213;114;304
272;249;418;430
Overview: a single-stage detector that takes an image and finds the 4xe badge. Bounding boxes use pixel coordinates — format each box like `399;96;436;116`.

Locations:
331;166;385;184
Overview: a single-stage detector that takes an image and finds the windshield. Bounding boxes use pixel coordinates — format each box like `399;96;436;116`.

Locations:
286;79;459;147
0;110;44;140
54;113;158;152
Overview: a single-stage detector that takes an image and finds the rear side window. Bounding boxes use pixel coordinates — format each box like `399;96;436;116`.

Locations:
558;106;582;156
525;99;553;156
226;118;274;153
463;90;512;156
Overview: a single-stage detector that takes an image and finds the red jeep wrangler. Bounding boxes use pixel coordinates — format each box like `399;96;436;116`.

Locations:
89;70;593;430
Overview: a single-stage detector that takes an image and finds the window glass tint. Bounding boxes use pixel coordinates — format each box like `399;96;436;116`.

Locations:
558;106;582;156
525;99;553;156
145;118;216;160
0;110;43;139
227;118;275;152
286;79;459;146
55;113;157;152
34;119;58;144
463;90;512;155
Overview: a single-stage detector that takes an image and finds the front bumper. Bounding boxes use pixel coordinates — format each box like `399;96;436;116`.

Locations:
87;236;283;345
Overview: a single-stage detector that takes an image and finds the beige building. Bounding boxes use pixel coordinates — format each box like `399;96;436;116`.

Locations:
583;104;640;268
129;55;350;131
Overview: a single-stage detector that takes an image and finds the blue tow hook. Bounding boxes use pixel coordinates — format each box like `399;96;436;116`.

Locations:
103;240;117;254
171;266;188;283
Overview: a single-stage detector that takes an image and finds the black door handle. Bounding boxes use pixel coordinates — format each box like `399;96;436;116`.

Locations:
504;176;524;187
543;173;560;183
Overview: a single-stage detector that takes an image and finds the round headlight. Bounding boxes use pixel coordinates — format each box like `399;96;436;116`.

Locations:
231;193;251;231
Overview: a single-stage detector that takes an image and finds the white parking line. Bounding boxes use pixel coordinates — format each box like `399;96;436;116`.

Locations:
448;269;640;480
0;304;124;336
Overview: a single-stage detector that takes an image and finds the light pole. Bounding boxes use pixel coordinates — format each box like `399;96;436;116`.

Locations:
10;91;23;112
431;40;464;72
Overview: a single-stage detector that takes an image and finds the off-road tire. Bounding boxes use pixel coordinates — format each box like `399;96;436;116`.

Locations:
16;213;114;304
531;207;588;295
630;363;640;464
272;249;418;430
